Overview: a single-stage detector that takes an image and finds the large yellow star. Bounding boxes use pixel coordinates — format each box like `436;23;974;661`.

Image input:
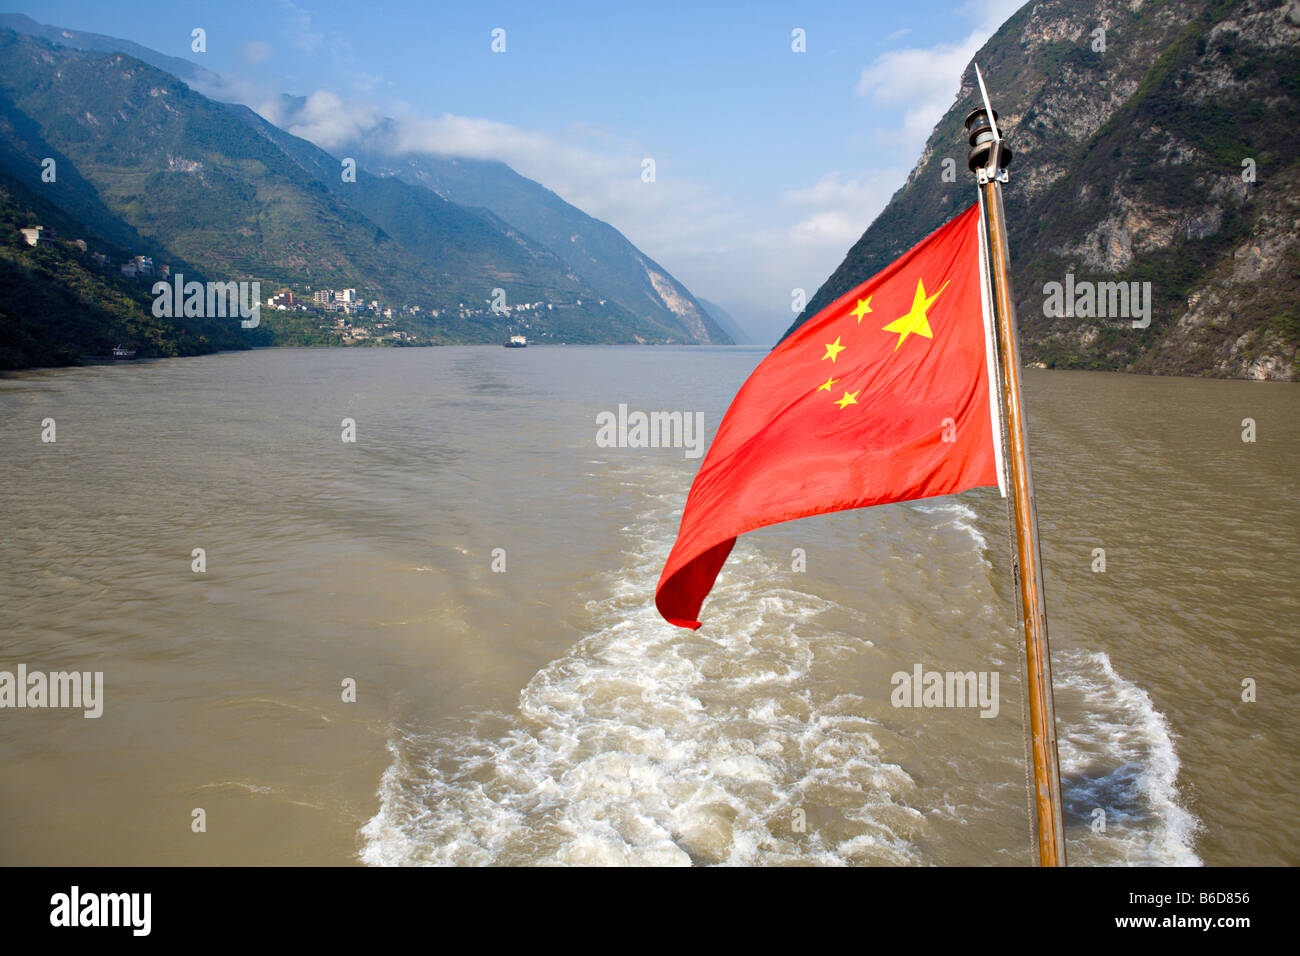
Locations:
850;296;873;323
881;279;949;351
834;389;860;409
822;337;846;362
816;376;839;392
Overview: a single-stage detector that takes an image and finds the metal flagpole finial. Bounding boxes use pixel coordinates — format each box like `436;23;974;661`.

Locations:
964;63;1012;179
974;63;1000;141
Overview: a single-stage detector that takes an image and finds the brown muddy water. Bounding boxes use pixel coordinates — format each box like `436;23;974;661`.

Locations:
0;347;1295;865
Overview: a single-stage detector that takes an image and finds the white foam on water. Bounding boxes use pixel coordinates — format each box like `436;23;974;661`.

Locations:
1055;649;1202;866
360;478;931;866
359;470;1195;867
909;499;990;558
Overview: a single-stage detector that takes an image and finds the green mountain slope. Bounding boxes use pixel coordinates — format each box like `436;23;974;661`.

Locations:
229;104;687;343
0;12;220;88
356;144;732;345
784;0;1299;381
0;29;692;349
0;85;166;261
0;172;252;368
0;31;555;308
0;15;731;347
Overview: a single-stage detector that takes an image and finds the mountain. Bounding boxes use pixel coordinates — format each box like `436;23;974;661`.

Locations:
784;0;1299;381
0;15;731;348
697;298;756;345
0;170;253;367
0;12;222;89
347;140;732;345
0;30;672;345
230;104;726;344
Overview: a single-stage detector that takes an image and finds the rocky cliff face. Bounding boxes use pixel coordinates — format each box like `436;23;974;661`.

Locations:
786;0;1299;381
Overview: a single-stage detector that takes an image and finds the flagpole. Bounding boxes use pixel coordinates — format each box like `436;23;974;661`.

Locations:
967;67;1068;867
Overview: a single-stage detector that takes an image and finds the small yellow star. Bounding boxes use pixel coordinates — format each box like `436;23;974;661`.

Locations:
822;337;846;362
850;297;873;323
834;389;860;409
816;376;839;392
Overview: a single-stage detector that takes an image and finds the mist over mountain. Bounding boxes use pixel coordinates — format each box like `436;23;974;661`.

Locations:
353;143;733;347
785;0;1299;381
697;298;759;345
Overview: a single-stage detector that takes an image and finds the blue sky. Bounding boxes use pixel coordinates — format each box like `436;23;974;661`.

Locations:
6;0;1025;339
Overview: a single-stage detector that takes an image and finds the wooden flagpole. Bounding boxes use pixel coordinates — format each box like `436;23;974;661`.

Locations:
967;66;1068;867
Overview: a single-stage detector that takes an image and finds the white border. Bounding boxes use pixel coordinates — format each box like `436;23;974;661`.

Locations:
976;197;1008;498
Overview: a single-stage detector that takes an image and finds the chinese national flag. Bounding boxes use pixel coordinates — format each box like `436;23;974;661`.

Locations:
656;203;1004;629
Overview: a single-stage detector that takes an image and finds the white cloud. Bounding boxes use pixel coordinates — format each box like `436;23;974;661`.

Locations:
854;0;1026;155
783;170;904;247
784;172;888;210
790;211;867;247
237;91;742;270
281;90;384;150
855;31;984;151
241;41;272;64
368;111;736;249
342;69;383;94
277;0;324;54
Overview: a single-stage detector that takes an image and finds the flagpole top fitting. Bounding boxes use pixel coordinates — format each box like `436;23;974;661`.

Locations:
964;107;1012;175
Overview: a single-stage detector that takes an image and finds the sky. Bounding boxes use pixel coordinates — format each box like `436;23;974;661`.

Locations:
5;0;1027;341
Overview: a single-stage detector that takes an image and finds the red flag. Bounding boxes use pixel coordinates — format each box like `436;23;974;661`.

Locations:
656;203;1004;628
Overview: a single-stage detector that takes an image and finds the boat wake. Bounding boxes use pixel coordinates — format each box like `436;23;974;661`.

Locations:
1056;649;1202;865
360;471;1200;866
361;484;929;865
